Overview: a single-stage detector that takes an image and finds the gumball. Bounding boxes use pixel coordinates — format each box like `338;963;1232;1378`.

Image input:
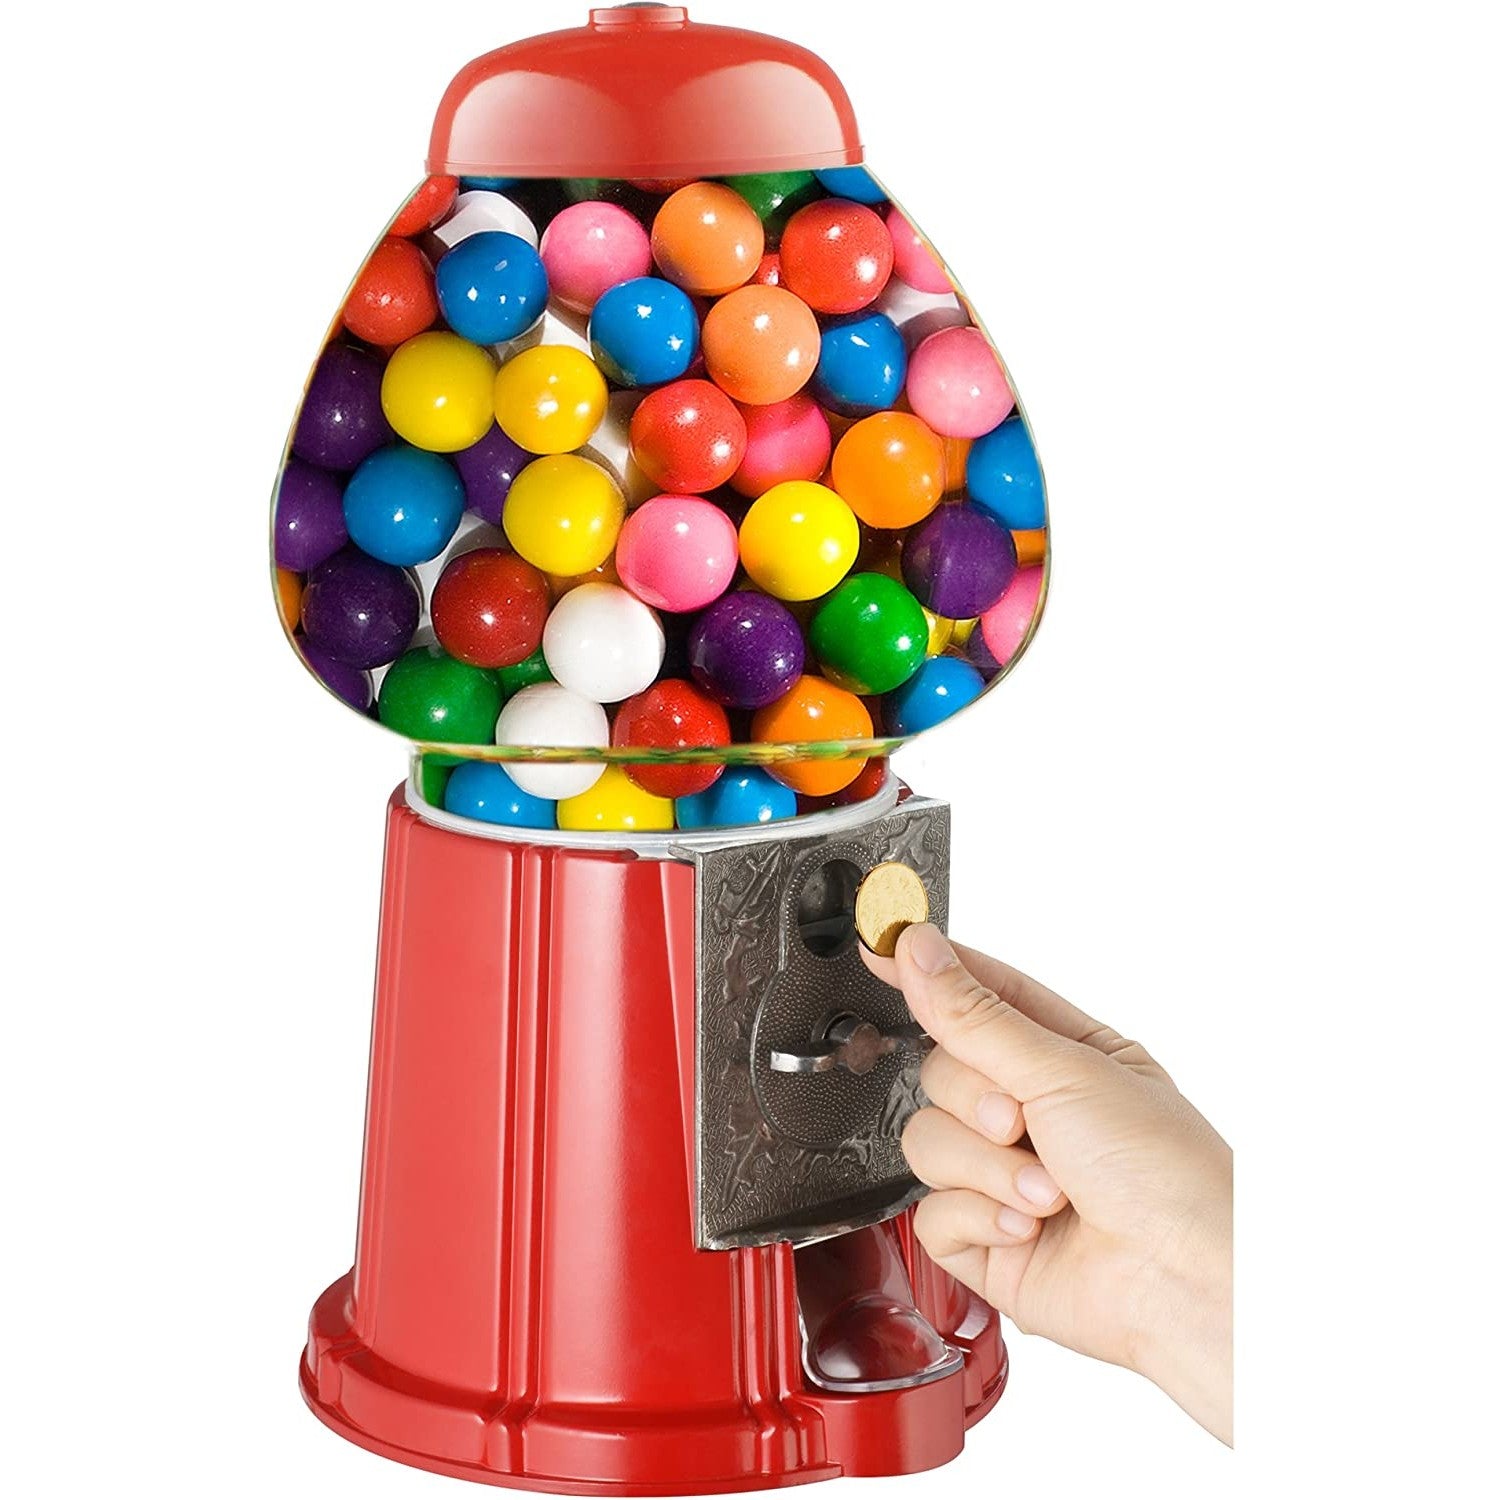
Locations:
676;767;797;829
276;568;302;630
443;760;556;829
809;573;929;695
965;416;1046;531
343;445;465;565
979;565;1045;667
902;503;1018;618
381;331;496;452
496;645;553;698
813;166;885;205
615;495;738;612
378;646;504;744
1014;529;1047;568
293;344;393;471
557;765;674;833
874;275;967;349
588;276;698;387
562;177;657;212
390;174;459;237
906;326;1015;439
923;609;955;656
829;756;890;807
730;394;831;498
831;412;945;528
701;285;820;405
687;592;805;709
452;424;533;525
431;549;550;668
298;637;373;713
301;549;420;668
503;454;623;574
542;582;665;703
493;345;608;454
651;182;764;296
494;682;609;800
965;624;1004;681
435;231;547;345
812;311;906;415
750;252;781;287
739;481;859;600
432;189;539;250
751;676;872;796
539;201;652;313
343;237;438;346
460;176;520;193
275;458;347;571
943;436;971;492
885;206;951;295
779;199;894;314
723;171;821;243
882;655;985;736
629;378;746;492
547;555;621;597
612;679;730;797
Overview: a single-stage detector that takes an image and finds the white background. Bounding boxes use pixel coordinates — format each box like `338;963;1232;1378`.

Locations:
1;1;1495;1494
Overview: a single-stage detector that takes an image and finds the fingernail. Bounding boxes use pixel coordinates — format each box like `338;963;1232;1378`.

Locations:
996;1206;1036;1238
907;924;957;975
1017;1164;1061;1208
975;1091;1019;1140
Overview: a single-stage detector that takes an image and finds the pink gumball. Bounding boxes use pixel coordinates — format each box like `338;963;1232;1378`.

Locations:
906;325;1015;439
539;202;653;313
886;206;950;294
616;494;740;613
980;565;1044;665
729;395;832;498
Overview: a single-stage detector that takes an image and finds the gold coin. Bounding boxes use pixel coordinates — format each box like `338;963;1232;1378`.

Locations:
855;861;930;958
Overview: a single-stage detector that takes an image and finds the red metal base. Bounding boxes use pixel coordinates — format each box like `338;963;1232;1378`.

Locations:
301;790;1007;1492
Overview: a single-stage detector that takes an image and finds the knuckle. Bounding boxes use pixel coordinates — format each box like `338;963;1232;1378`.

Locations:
900;1107;943;1177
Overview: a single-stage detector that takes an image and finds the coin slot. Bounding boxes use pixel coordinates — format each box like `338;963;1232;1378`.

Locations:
796;858;862;958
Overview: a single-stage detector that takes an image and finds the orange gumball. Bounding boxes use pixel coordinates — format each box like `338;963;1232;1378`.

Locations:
276;567;302;631
651;182;765;297
546;555;621;597
752;675;872;795
702;285;821;405
831;412;947;529
943;436;972;492
1014;528;1048;567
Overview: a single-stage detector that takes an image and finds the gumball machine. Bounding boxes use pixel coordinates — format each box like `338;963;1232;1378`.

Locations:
275;6;1048;1491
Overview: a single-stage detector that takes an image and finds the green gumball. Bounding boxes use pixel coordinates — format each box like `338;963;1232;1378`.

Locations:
810;573;930;696
378;647;503;745
723;172;821;242
495;646;553;698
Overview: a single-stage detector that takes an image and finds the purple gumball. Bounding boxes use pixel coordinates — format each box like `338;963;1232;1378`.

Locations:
453;424;534;526
688;592;805;709
275;459;348;571
901;504;1017;619
298;636;375;712
292;344;394;471
301;549;420;669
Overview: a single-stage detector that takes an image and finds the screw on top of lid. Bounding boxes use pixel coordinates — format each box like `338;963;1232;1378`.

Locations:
427;4;864;179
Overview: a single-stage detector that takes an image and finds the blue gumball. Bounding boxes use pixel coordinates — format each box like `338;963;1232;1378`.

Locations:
812;311;907;415
813;166;885;205
435;231;548;345
460;175;519;192
589;276;699;387
967;417;1047;531
343;445;465;566
444;760;557;829
882;656;985;736
676;767;798;829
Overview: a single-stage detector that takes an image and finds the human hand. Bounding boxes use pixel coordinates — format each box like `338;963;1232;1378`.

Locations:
863;924;1233;1444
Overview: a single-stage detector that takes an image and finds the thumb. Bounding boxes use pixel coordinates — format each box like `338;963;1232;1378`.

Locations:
895;924;1094;1104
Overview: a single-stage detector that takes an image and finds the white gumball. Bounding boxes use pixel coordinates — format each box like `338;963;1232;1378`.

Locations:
433;190;539;250
581;390;654;507
542;583;665;704
495;683;608;800
874;275;967;350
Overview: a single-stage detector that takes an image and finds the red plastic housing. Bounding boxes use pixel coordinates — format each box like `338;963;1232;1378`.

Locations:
427;5;863;179
301;791;1007;1492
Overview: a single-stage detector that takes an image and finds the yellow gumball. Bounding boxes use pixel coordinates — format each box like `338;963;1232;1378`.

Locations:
739;481;860;601
493;345;608;454
950;617;979;648
381;331;496;452
923;609;955;656
503;454;624;575
557;765;674;832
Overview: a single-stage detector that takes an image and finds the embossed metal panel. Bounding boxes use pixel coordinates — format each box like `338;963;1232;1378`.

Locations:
690;797;950;1249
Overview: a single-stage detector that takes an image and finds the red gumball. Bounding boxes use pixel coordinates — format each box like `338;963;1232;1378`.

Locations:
390;175;459;237
431;549;551;669
342;236;438;346
779;199;895;314
751;252;782;287
613;679;730;798
629;379;747;494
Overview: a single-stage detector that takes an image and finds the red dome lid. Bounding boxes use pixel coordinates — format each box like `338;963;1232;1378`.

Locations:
427;5;863;179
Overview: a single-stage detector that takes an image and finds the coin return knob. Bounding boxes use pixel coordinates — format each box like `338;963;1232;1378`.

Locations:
770;1013;933;1075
